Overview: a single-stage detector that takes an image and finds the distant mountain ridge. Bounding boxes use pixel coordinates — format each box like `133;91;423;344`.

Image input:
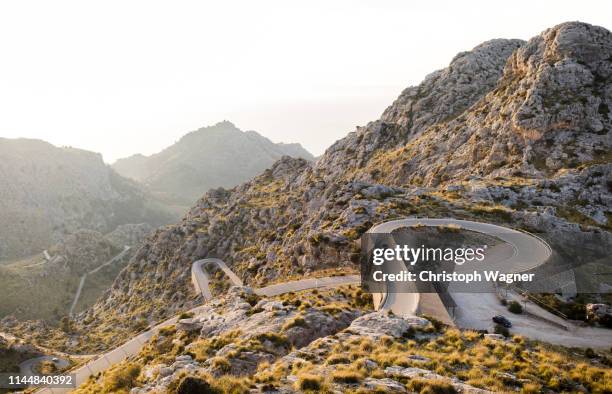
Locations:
112;121;314;205
0;138;177;260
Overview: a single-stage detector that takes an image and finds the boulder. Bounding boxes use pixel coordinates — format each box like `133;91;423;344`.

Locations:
484;334;506;341
348;312;429;338
177;319;202;332
363;377;406;392
385;366;493;393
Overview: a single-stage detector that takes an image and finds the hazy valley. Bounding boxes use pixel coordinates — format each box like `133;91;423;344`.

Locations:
0;138;178;261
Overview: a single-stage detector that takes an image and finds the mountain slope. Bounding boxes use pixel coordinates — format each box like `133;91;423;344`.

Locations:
74;290;610;394
0;139;178;261
0;224;152;322
112;121;314;206
9;22;610;354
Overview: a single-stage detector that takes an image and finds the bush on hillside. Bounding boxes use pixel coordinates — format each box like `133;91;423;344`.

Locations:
176;376;216;394
103;363;141;392
508;300;523;314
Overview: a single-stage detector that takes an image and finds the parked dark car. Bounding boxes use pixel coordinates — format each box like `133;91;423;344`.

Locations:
492;315;512;328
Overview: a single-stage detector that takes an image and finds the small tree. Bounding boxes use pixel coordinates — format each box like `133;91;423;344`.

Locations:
508;300;523;314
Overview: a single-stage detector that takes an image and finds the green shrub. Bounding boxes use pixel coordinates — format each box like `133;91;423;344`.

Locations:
402;325;416;339
243;293;261;307
246;306;264;316
422;315;445;332
508;301;523;314
175;376;216;394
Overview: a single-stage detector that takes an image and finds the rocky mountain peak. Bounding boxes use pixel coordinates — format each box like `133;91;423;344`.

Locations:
381;38;525;130
181;121;241;143
505;21;612;135
357;21;611;187
317;38;525;176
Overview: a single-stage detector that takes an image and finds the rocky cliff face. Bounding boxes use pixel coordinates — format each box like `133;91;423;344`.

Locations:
77;22;611;346
112;121;314;206
366;22;611;188
319;38;525;172
0;139;177;260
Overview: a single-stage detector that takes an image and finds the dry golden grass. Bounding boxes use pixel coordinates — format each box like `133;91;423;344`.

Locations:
73;283;611;394
256;322;612;393
331;367;364;384
295;373;323;391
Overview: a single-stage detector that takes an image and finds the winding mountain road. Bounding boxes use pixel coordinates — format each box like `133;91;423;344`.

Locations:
367;218;552;323
191;258;244;299
69;246;132;317
35;218;575;393
36;260;359;393
20;356;70;377
256;275;361;297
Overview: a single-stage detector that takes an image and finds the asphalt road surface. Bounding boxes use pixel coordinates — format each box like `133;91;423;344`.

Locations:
366;218;553;324
20;355;70;376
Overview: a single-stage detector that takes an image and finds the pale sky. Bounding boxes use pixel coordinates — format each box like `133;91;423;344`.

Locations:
0;1;610;163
